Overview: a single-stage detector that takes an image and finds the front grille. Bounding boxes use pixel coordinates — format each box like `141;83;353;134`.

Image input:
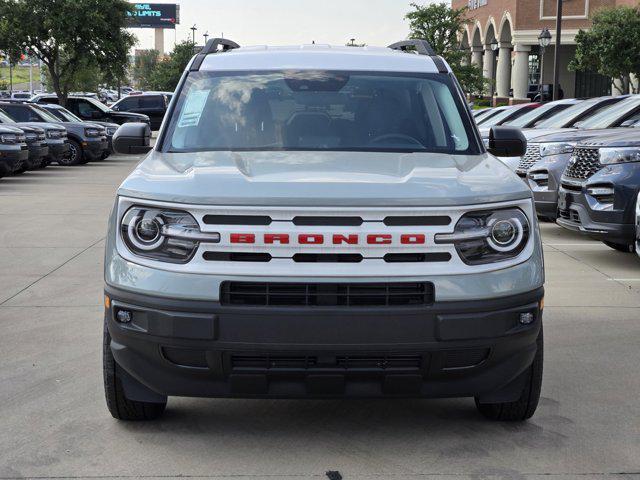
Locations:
516;143;541;173
558;209;581;224
230;353;424;372
565;148;603;180
220;281;435;307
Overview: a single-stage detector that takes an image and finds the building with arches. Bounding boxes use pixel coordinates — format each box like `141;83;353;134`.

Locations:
454;0;638;102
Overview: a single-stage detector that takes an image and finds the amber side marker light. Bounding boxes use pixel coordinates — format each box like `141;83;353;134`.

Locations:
104;295;111;309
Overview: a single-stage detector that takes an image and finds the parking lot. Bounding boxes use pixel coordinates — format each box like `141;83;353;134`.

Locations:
0;152;639;479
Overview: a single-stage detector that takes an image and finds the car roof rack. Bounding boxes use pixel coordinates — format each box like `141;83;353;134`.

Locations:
388;39;448;74
190;38;240;71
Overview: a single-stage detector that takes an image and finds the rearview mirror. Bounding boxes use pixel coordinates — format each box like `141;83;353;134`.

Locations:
488;126;526;157
112;122;152;155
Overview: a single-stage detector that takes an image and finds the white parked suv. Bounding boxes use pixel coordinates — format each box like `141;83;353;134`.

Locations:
104;39;545;421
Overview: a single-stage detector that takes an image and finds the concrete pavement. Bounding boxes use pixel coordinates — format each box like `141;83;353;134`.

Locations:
0;155;639;479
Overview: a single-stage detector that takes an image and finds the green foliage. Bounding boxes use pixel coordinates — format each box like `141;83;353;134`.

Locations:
0;0;136;105
570;5;640;94
405;2;486;95
133;50;160;90
147;41;196;91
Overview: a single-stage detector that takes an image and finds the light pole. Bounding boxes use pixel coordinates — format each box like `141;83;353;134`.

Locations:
552;0;563;101
538;28;551;101
203;31;209;44
190;24;197;45
490;39;499;99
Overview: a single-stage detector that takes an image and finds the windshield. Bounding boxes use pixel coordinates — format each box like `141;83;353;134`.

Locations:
579;96;640;129
0;108;16;124
163;70;477;154
47;107;82;122
506;101;574;128
478;106;534;128
84;97;111;113
31;105;63;123
536;98;611;129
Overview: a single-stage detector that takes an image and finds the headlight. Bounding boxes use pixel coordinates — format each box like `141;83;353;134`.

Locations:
435;208;530;265
540;142;575;157
482;138;490;148
106;126;117;135
84;128;101;137
46;130;61;139
120;206;220;263
0;133;18;144
599;147;640;165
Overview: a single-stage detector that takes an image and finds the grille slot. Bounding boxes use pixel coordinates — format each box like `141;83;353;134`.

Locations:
336;355;423;370
383;252;451;263
292;253;363;263
565;148;603;180
383;216;451;226
220;281;435;307
292;216;363;226
443;348;490;369
516;143;541;173
230;354;423;372
203;215;272;225
203;252;272;262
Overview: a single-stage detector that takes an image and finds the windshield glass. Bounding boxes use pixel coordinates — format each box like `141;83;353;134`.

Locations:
536;98;609;129
163;70;477;154
48;107;82;122
506;101;573;128
31;105;62;123
85;97;111;113
478;106;534;128
0;108;16;124
579;96;640;129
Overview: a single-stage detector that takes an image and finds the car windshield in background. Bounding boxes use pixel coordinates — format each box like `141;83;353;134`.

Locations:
0;108;16;124
163;70;476;154
48;107;82;122
478;106;532;128
506;101;575;128
32;105;63;123
578;96;640;129
536;98;611;129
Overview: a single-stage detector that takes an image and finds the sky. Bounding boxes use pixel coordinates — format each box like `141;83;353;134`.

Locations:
129;0;434;54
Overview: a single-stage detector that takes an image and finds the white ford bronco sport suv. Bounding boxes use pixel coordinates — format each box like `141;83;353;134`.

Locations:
104;39;544;421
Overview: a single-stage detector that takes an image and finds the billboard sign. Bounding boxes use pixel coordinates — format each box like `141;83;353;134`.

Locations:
128;3;180;29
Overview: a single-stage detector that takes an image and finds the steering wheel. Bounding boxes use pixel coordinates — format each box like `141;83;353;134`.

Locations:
368;133;424;148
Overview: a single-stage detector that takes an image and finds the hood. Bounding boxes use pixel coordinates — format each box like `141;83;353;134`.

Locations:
528;127;630;144
110;110;149;121
87;121;119;129
15;123;45;134
61;121;104;130
0;124;24;134
579;128;640;148
19;122;66;132
118;150;532;207
479;127;568;140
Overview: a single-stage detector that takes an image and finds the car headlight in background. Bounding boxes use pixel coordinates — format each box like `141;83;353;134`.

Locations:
84;127;102;137
46;130;62;139
435;208;530;265
120;206;220;263
482;138;490;148
0;133;19;144
539;142;575;157
106;126;117;135
599;147;640;164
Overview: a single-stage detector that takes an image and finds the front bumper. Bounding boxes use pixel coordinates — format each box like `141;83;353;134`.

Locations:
105;285;543;400
46;141;70;161
527;153;573;220
0;145;28;174
27;142;48;168
84;137;109;160
557;163;640;244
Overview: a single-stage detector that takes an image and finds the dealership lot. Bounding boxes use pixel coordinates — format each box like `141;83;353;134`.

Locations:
0;153;639;479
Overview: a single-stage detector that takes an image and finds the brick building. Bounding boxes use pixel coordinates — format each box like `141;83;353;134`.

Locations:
454;0;638;101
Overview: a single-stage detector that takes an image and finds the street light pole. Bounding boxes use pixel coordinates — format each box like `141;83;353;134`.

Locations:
538;28;551;102
203;31;209;44
190;24;197;45
552;0;563;101
490;39;499;100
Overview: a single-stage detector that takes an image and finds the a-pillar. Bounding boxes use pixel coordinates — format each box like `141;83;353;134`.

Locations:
471;46;483;68
511;44;531;102
496;42;512;98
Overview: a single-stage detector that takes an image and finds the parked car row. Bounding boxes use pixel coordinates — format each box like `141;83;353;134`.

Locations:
476;95;640;254
0;99;124;179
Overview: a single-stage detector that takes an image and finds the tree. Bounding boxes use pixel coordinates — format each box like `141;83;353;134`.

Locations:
133;50;160;90
0;0;136;105
570;5;640;94
405;2;485;95
148;41;196;91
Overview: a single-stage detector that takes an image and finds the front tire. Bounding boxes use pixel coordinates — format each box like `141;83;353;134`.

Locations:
103;320;167;420
603;240;635;253
475;327;543;421
60;140;83;166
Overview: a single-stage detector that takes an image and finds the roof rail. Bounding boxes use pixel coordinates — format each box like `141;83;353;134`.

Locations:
190;38;240;71
388;39;448;74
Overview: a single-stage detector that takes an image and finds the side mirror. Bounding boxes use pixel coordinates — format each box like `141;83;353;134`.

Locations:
488;126;526;157
112;122;152;155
